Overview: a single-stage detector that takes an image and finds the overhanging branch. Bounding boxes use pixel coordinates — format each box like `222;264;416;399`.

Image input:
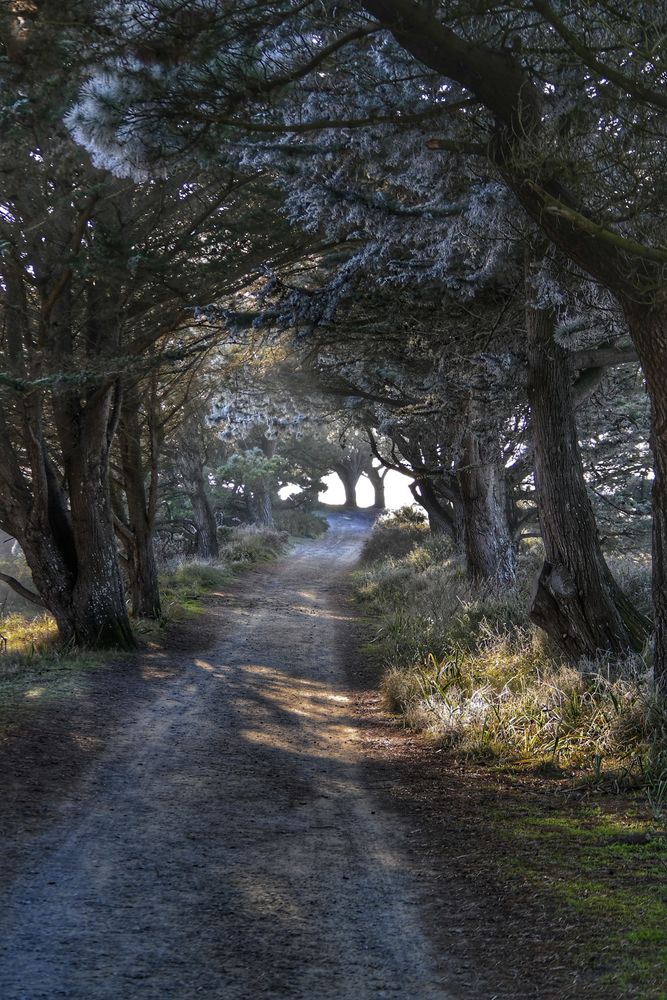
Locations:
0;572;45;608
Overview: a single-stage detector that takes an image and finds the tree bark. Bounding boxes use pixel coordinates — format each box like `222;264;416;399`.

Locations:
457;419;517;586
190;475;220;560
526;276;648;658
410;477;465;550
118;388;162;619
65;388;136;649
252;487;275;528
249;434;277;528
624;301;667;690
335;466;360;508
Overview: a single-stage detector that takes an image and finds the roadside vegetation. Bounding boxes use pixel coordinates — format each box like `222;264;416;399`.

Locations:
358;510;661;802
357;510;667;996
0;526;288;739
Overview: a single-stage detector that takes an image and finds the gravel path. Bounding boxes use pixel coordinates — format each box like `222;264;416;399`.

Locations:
0;515;450;1000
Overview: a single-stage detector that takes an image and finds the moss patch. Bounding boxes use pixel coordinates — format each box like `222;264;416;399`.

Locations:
483;798;667;997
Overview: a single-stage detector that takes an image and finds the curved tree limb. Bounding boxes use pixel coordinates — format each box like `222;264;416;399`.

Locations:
0;572;45;608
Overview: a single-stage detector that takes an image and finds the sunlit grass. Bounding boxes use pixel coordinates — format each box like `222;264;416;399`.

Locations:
0;612;58;656
358;520;665;995
357;524;661;793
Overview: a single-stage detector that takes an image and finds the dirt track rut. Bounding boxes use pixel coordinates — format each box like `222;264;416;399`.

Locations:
0;516;449;999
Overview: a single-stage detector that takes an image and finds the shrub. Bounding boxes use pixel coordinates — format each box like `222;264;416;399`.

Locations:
219;526;286;564
360;515;432;565
274;509;329;538
607;552;653;618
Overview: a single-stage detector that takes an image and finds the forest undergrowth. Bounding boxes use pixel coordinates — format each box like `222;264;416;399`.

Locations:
356;511;667;996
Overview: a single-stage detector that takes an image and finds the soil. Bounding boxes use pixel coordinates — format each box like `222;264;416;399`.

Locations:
0;513;623;999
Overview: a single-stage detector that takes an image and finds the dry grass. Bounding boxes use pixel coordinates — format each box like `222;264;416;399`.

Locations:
357;522;664;801
159;526;287;618
0;613;58;658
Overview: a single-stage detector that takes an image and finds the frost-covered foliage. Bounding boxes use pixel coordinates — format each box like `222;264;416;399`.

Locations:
67;1;667;258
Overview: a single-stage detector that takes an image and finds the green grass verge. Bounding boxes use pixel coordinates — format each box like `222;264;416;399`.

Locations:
0;645;105;741
491;802;667;997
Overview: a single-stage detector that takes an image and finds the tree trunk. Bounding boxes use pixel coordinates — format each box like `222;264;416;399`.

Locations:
526;282;648;658
252;487;275;528
624;302;667;690
191;477;219;560
410;477;465;551
366;463;387;509
19;520;77;643
0;395;135;649
336;467;359;508
66;394;136;649
251;434;277;528
457;421;516;586
118;393;161;619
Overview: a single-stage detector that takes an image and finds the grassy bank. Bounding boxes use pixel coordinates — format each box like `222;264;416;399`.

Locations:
356;511;667;997
357;512;660;795
158;525;287;619
0;526;288;738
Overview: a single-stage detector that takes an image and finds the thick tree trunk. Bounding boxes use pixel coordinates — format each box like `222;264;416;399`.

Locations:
191;478;219;560
624;302;667;690
1;401;134;649
336;467;359;508
19;521;77;643
457;421;516;586
251;434;277;528
526;287;648;658
67;396;136;649
118;395;161;619
366;463;387;510
252;487;275;528
410;478;465;551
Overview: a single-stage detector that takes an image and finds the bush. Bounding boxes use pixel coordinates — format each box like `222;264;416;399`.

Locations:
360;510;432;565
608;552;653;618
219;526;286;564
274;509;329;538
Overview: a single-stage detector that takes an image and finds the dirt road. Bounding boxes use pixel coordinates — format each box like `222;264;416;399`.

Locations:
0;515;449;1000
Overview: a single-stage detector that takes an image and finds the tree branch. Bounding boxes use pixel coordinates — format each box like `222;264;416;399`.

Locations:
0;572;45;608
530;0;667;111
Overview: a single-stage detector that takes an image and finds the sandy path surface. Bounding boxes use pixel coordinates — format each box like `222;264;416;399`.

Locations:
0;515;449;1000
